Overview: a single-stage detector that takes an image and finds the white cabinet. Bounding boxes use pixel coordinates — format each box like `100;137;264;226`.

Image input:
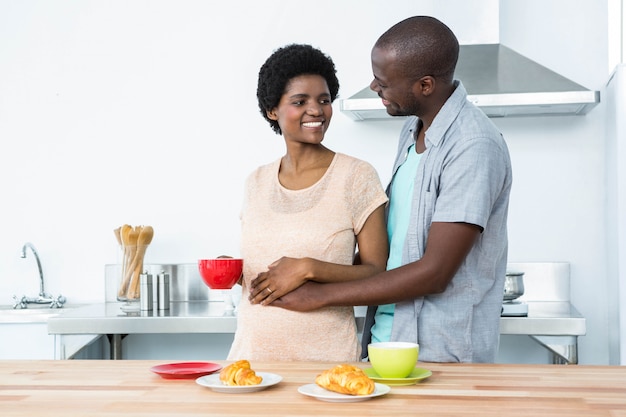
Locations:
0;323;103;359
0;323;55;359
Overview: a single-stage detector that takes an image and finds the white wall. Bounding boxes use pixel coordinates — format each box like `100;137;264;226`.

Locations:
498;0;612;364
0;0;616;364
0;0;498;303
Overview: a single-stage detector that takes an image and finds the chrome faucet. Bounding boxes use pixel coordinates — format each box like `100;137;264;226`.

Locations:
21;242;48;298
13;242;65;309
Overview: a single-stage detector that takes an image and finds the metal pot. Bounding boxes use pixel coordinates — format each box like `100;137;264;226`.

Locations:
503;271;525;301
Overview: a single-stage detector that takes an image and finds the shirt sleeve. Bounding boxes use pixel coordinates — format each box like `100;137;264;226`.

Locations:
345;159;389;234
432;135;510;230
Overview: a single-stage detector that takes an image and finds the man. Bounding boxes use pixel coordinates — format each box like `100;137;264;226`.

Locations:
255;16;512;363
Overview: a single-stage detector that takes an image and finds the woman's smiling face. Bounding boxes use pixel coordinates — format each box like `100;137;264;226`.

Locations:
268;74;333;145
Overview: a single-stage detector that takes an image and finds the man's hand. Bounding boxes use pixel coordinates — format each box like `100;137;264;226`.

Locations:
268;281;326;311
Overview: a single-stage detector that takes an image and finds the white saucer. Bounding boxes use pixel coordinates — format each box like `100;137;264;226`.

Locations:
297;383;390;403
363;367;432;386
195;372;282;393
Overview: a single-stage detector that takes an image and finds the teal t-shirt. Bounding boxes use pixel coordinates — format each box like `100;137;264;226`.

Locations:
370;144;421;343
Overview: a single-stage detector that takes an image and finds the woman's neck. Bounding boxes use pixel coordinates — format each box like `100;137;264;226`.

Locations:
279;146;335;190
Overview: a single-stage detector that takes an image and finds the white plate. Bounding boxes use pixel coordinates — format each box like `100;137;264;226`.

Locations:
195;372;282;393
297;383;390;403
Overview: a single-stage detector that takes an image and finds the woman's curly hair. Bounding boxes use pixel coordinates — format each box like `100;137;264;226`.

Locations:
257;44;340;135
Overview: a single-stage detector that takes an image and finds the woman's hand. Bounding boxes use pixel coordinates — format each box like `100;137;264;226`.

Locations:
248;257;311;305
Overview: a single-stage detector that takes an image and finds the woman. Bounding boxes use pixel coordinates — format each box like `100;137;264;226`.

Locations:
227;44;388;361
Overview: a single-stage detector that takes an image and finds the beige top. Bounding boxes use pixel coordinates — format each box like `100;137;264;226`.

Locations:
228;153;388;361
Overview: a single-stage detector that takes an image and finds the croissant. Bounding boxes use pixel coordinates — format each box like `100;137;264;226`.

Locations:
315;364;375;396
219;360;263;386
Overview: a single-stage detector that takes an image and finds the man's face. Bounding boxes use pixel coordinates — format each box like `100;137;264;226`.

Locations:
369;46;420;117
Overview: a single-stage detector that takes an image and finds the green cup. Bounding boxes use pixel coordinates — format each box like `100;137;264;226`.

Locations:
368;342;419;378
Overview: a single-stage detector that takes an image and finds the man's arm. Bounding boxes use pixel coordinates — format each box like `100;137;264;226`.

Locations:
271;221;481;311
248;204;389;305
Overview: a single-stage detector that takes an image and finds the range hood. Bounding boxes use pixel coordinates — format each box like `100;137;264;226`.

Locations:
340;44;600;120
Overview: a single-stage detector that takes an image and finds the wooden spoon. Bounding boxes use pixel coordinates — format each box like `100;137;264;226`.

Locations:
120;224;132;243
118;224;139;298
126;225;154;299
113;227;122;246
117;225;132;297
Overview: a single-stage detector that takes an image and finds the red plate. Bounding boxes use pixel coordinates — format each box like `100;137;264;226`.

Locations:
150;362;223;379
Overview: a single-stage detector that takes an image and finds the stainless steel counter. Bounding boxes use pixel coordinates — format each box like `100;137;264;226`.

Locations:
47;262;584;362
48;302;237;335
499;301;585;364
49;300;585;364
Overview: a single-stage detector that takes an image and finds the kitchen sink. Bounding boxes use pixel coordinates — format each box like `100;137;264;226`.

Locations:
0;305;78;324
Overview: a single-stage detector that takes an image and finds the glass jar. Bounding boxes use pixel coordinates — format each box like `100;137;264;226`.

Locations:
117;244;149;301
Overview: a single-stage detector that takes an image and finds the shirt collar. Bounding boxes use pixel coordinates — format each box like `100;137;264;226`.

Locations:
423;80;467;148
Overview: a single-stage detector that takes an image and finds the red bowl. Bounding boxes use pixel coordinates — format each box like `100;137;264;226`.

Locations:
198;258;243;289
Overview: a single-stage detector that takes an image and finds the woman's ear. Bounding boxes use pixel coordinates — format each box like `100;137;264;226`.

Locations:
267;108;278;121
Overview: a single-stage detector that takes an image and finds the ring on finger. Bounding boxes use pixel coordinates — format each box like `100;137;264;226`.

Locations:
266;287;273;294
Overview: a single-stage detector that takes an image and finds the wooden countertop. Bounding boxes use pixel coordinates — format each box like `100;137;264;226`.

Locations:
2;360;625;416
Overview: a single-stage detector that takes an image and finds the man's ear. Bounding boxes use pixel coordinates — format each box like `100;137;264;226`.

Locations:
413;76;435;97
